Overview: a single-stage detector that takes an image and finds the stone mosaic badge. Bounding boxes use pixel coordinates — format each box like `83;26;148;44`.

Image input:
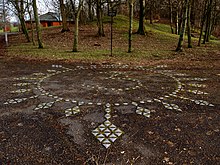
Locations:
3;64;215;148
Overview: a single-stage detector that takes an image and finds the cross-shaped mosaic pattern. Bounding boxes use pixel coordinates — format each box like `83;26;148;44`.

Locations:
136;107;151;117
92;104;123;148
64;106;80;117
3;64;215;149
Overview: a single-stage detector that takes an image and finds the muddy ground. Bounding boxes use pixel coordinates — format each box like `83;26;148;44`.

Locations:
0;35;220;165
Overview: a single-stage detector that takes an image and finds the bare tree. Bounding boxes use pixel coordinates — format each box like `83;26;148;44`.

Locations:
137;0;145;35
9;0;30;42
187;0;192;48
33;0;43;48
211;0;220;36
203;0;213;44
1;0;9;45
148;0;153;24
128;0;134;52
176;0;189;52
96;0;105;36
27;0;35;45
198;0;208;46
72;0;84;52
174;0;183;35
87;0;94;21
60;0;70;32
168;0;175;34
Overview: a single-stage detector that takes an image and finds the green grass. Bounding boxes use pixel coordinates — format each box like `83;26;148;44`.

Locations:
112;15;139;30
8;43;110;61
89;15;139;31
7;15;220;63
0;26;19;33
145;22;172;34
8;41;176;64
11;26;19;32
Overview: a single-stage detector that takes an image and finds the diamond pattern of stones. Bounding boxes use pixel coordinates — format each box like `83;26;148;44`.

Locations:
188;83;206;88
92;104;123;148
13;83;31;87
194;100;214;106
136;107;151;118
4;98;27;105
6;64;215;115
3;64;215;149
82;71;143;92
10;89;31;94
162;102;182;112
64;106;80;117
92;120;123;148
187;89;208;95
34;102;55;110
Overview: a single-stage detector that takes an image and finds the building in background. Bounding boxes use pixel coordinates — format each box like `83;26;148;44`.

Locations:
26;12;62;29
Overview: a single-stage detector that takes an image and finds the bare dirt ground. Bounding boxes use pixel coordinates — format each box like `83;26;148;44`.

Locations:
0;33;220;165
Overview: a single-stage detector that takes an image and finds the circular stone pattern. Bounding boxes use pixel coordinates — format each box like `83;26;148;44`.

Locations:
41;65;177;105
4;64;215;149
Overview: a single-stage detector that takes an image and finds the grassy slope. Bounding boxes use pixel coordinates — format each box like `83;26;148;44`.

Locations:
0;26;19;33
7;15;220;64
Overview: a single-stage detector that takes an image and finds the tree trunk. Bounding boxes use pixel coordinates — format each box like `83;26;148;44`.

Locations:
198;0;208;46
149;6;153;24
73;1;83;52
27;0;35;45
69;0;76;20
60;0;70;32
175;6;179;35
176;0;189;52
169;0;174;34
210;2;217;37
190;0;195;29
33;0;43;48
187;0;192;48
176;14;179;34
137;0;145;35
10;0;30;42
203;12;210;43
96;0;105;37
203;0;213;44
72;12;80;52
207;0;214;42
19;16;31;42
88;0;93;21
128;0;134;53
20;0;30;42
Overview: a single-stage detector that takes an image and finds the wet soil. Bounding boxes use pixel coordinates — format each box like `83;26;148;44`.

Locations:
0;35;220;165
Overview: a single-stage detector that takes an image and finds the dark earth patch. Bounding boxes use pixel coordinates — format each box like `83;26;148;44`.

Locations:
0;35;220;164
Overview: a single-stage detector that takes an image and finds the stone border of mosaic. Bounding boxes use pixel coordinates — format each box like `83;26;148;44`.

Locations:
3;64;215;148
